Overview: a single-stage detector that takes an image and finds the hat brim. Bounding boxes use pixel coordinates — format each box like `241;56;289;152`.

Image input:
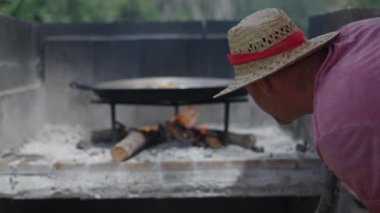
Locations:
213;31;339;98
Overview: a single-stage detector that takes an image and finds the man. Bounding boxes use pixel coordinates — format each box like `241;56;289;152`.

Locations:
214;8;380;212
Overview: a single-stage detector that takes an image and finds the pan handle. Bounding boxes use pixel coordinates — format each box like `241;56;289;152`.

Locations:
69;81;95;91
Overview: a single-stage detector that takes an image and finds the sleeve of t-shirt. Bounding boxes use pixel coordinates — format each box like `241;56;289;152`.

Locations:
316;124;380;213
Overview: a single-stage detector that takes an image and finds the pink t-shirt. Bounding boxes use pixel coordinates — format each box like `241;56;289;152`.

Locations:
312;18;380;212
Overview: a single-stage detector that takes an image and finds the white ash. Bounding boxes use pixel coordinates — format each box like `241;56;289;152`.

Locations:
13;123;300;165
135;144;262;163
17;124;112;164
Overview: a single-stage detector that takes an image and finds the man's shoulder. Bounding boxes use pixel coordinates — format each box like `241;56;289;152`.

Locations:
313;17;380;139
313;60;380;139
320;17;380;72
339;17;380;32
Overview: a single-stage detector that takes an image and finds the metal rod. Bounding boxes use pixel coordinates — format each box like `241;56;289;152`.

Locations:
92;97;247;106
315;166;338;213
174;104;179;116
111;103;116;128
224;102;230;135
110;103;116;143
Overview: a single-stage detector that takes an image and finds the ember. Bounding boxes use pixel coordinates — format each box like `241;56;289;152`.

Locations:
167;107;221;148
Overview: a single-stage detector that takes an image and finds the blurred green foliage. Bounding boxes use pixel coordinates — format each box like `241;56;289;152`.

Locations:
347;0;380;6
231;0;344;31
0;0;376;29
0;0;161;22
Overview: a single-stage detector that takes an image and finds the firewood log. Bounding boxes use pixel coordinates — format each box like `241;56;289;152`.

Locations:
111;131;147;162
204;129;263;152
205;136;223;149
91;128;127;143
225;132;257;148
206;129;257;148
227;133;264;152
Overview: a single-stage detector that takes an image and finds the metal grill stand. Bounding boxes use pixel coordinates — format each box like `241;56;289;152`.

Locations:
92;96;247;142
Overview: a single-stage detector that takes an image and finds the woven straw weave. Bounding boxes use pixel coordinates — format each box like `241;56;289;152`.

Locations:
214;8;338;98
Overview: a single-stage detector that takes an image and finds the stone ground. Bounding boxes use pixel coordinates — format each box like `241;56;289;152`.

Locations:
0;124;323;202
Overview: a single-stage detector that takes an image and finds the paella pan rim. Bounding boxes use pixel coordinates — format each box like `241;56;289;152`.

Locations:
72;76;247;103
95;76;235;90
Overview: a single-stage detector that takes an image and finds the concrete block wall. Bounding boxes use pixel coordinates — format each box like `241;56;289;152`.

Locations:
0;16;44;151
309;8;380;37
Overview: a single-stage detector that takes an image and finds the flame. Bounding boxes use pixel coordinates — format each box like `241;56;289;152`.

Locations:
138;125;158;133
166;107;221;148
170;107;199;127
197;125;208;135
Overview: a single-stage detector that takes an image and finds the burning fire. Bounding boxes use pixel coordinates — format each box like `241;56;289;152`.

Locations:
131;107;222;149
170;107;199;127
138;126;158;133
111;107;259;162
167;107;222;149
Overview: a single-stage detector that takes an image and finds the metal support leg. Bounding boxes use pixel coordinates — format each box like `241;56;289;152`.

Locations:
110;103;116;129
315;165;338;213
174;104;179;116
224;102;230;135
110;103;117;143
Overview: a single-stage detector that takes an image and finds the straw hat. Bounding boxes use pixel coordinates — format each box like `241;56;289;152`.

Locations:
214;8;338;98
